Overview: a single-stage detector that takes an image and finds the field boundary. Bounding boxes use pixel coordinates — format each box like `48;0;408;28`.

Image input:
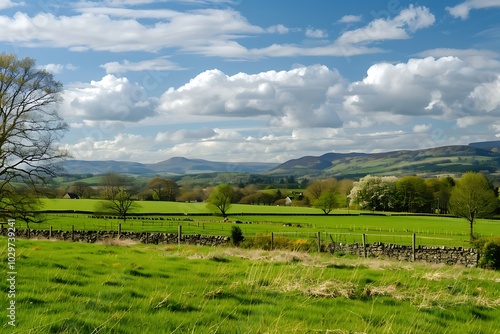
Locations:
1;227;480;267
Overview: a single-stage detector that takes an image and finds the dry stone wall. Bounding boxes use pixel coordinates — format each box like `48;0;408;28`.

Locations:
3;228;230;246
329;241;479;267
2;228;479;266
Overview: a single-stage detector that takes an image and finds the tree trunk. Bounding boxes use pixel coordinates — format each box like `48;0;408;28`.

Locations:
469;219;474;243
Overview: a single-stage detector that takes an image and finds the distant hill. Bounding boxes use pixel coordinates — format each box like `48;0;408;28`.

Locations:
59;157;277;175
267;145;500;178
59;142;500;179
469;140;500;153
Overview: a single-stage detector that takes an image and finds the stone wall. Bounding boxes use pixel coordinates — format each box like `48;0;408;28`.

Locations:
2;229;479;266
329;241;479;267
2;228;230;246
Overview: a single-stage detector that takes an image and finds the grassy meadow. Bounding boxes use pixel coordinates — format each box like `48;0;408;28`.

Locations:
1;239;500;333
23;199;500;247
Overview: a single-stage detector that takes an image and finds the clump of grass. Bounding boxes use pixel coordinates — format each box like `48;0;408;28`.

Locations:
4;238;500;334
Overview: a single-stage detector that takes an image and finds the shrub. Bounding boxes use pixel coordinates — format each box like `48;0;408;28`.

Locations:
477;237;500;270
230;225;244;246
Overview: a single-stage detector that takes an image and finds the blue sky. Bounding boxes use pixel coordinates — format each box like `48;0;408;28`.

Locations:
1;0;500;163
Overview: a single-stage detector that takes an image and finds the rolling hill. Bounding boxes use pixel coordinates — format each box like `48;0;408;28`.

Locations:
267;145;500;178
59;157;277;176
59;142;500;179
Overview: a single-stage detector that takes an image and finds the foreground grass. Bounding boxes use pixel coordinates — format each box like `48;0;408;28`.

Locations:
1;238;499;333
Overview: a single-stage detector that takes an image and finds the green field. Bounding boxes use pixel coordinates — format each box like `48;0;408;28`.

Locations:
1;239;499;333
22;199;499;248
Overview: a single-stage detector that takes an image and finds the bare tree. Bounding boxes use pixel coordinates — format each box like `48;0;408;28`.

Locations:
0;53;69;208
100;173;128;200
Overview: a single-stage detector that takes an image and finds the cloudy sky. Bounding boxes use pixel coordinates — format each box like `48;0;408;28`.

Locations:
1;0;500;163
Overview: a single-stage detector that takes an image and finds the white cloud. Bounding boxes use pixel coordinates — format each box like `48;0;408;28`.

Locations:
155;128;216;143
40;63;63;74
336;5;434;45
306;27;328;38
344;56;500;127
101;57;184;73
0;4;434;59
266;24;289;34
446;0;500;19
466;76;500;112
0;0;20;10
61;74;158;122
39;63;78;74
338;15;362;24
158;65;346;128
413;124;432;133
65;133;150;161
0;8;263;52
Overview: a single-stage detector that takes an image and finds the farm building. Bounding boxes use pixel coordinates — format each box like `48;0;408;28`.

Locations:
63;192;80;199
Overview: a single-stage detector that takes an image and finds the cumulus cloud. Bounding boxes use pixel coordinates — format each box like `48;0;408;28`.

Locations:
344;56;500;127
338;15;362;24
158;64;346;128
0;0;19;10
101;57;185;73
65;133;150;161
61;74;158;122
306;27;328;38
446;0;500;19
466;76;500;112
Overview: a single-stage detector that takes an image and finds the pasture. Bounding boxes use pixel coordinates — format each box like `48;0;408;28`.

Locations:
1;239;499;333
25;199;500;247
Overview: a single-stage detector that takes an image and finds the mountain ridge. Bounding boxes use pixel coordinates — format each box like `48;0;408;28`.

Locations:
59;142;500;178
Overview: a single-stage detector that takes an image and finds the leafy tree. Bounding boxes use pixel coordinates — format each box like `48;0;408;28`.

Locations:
96;188;140;223
425;177;454;214
449;172;498;242
314;189;340;214
0;53;69;208
306;178;337;202
145;177;179;201
395;176;433;212
206;184;234;217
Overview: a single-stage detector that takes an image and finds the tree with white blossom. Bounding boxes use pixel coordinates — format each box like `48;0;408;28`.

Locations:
348;175;397;211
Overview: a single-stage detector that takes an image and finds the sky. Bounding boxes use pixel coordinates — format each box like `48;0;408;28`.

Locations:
1;0;500;164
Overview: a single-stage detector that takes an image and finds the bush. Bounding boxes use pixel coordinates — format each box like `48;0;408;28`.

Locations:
477;237;500;270
240;234;321;252
230;226;244;246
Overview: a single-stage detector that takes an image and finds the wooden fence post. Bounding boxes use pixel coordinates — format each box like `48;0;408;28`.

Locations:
412;233;416;262
271;232;274;250
362;233;367;258
71;225;75;241
317;232;321;253
49;226;52;239
178;225;182;245
118;223;122;236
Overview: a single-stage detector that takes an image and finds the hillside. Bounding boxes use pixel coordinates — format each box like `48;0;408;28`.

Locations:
59;157;277;176
58;142;500;180
267;145;500;178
